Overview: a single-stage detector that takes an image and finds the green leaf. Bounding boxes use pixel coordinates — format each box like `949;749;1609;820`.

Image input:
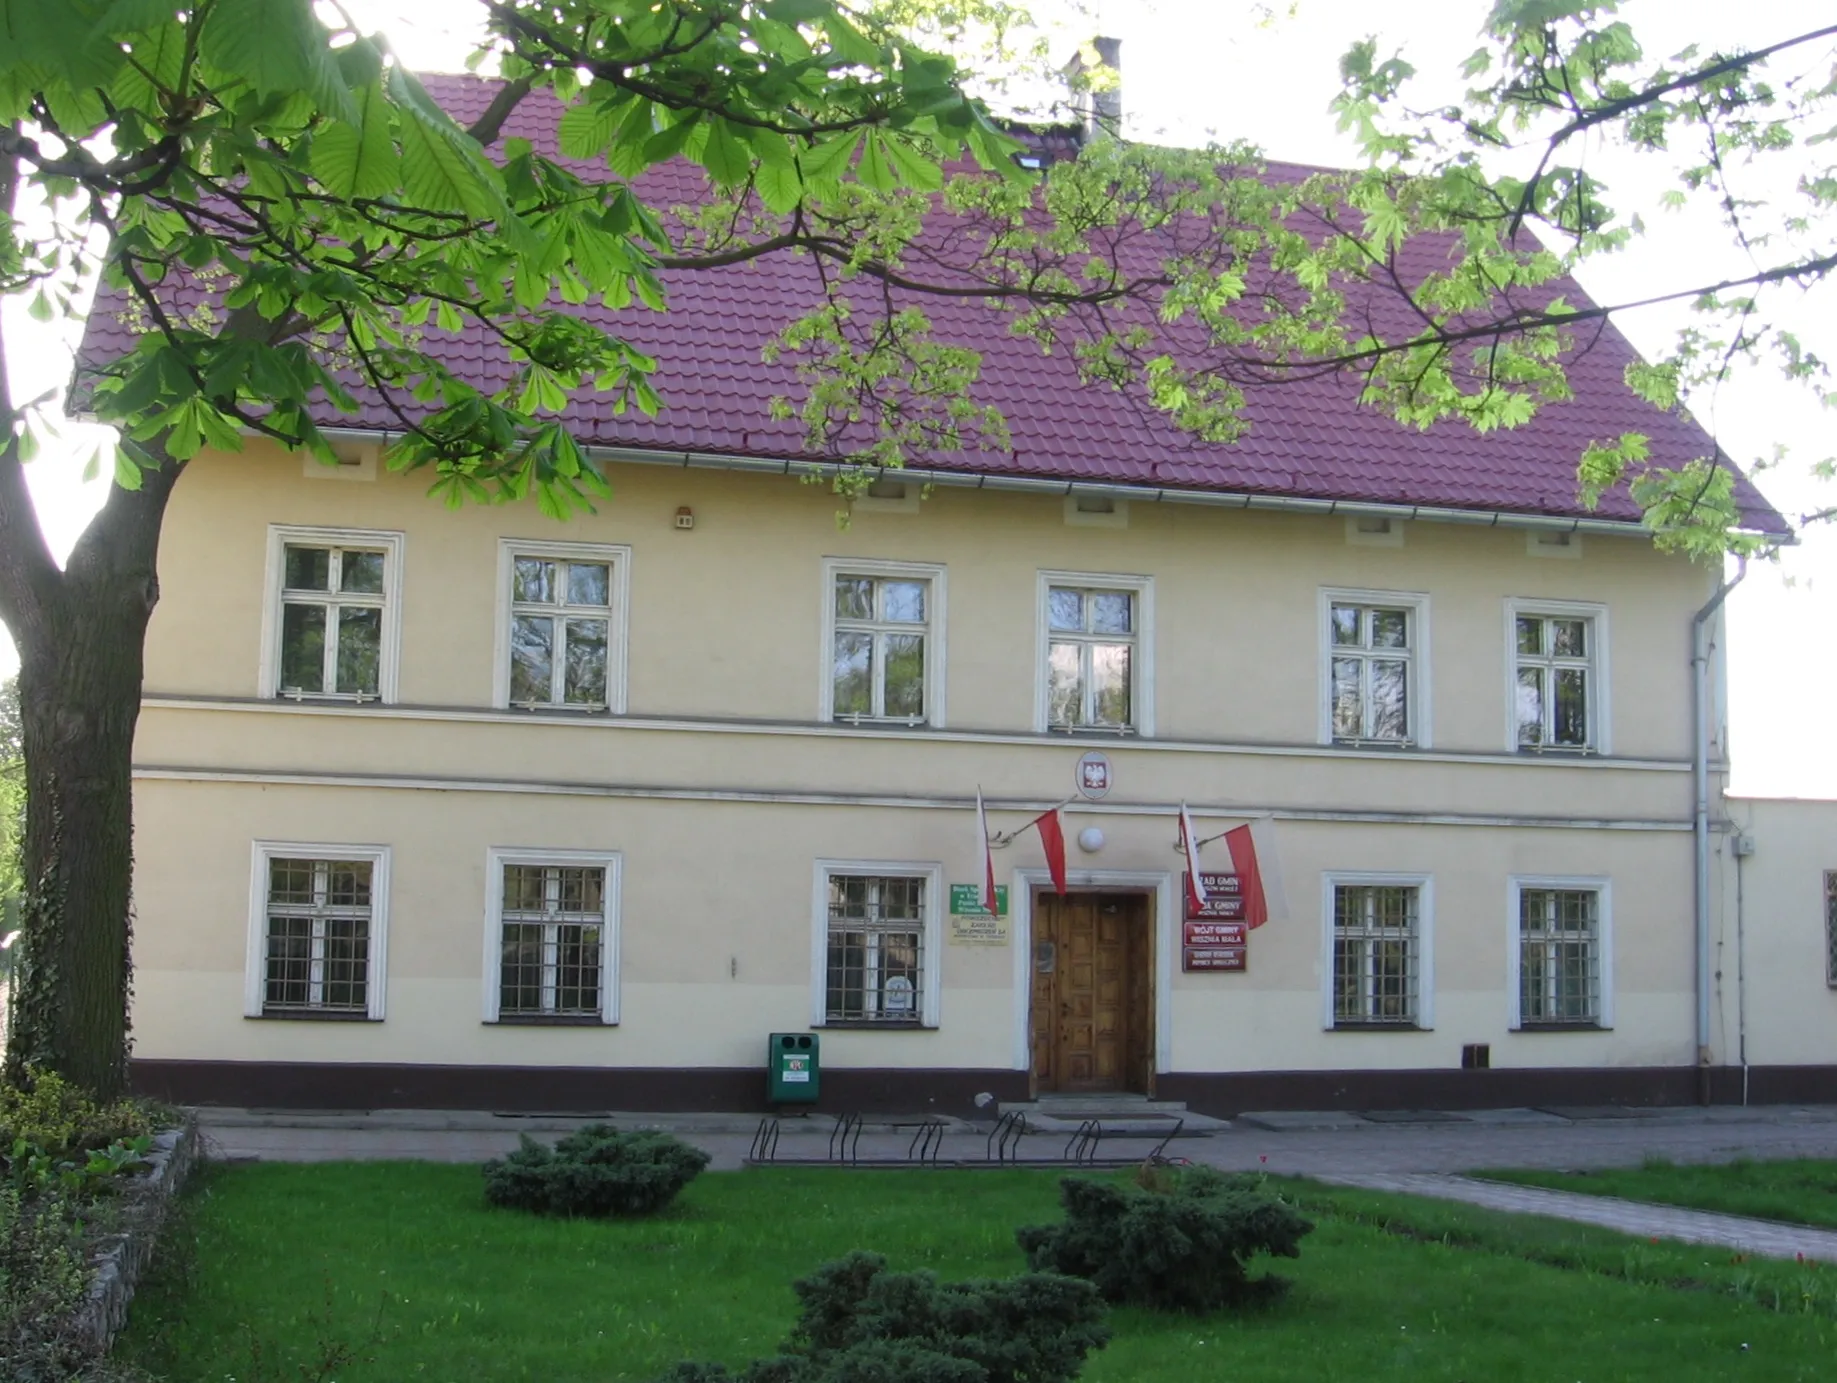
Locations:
855;130;895;192
698;119;753;187
309;80;399;200
882;136;943;192
26;289;52;322
113;441;148;490
755;158;804;214
559;94;629;160
387;67;505;220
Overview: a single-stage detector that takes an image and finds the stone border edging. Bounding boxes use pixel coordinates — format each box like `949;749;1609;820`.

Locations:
76;1119;200;1351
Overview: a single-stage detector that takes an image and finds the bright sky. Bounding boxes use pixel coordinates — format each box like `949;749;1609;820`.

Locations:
3;0;1830;795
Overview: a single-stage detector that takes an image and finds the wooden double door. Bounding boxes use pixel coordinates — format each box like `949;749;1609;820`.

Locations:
1030;892;1153;1094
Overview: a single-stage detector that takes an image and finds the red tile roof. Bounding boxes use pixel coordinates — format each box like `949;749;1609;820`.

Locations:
75;73;1787;534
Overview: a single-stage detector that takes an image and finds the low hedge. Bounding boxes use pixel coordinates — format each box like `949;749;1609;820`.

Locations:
483;1125;709;1218
1016;1166;1313;1312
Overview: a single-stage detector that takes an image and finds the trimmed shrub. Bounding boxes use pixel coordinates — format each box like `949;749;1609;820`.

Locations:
483;1125;709;1218
1015;1166;1313;1311
658;1250;1109;1383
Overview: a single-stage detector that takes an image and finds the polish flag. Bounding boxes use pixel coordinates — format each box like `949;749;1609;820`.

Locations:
1032;809;1068;896
1178;802;1208;912
976;788;1000;915
1225;817;1288;929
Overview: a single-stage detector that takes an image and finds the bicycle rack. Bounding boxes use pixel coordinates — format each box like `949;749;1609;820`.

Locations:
745;1110;1190;1170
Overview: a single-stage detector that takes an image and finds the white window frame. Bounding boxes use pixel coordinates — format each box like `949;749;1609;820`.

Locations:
1317;587;1432;748
244;841;390;1021
492;539;633;714
819;557;948;727
482;847;622;1025
259;525;405;703
810;859;943;1028
1034;570;1155;737
1320;871;1434;1031
1504;598;1611;755
1507;875;1614;1030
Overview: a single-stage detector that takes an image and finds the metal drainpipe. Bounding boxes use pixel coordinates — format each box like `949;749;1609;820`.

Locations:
1692;555;1747;1103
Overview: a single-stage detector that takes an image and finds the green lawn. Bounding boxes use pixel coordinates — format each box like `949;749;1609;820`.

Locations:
120;1163;1837;1383
1478;1158;1837;1231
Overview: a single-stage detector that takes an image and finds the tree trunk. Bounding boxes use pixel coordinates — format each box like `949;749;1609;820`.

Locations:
1;459;180;1100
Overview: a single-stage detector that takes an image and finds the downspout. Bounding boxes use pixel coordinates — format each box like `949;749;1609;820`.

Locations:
1692;555;1747;1103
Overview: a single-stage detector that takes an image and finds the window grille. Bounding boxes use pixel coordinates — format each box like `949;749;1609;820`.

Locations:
507;555;613;710
1826;872;1837;988
1519;887;1602;1025
277;544;388;699
1515;614;1593;749
499;864;605;1018
831;575;929;724
1332;885;1420;1026
825;875;925;1023
1328;603;1412;743
1046;587;1136;730
263;857;372;1014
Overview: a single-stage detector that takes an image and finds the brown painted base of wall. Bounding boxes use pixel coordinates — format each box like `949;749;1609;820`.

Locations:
133;1059;1837;1117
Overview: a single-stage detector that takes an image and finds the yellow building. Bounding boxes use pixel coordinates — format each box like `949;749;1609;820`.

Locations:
91;76;1821;1116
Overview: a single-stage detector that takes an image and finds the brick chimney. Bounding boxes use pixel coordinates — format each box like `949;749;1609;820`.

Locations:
1063;35;1122;141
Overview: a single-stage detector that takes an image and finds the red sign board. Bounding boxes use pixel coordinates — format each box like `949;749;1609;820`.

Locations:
1182;910;1247;972
1183;945;1247;972
1184;872;1244;920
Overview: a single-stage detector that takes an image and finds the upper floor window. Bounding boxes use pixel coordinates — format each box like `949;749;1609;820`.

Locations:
244;842;389;1021
496;541;631;714
821;559;946;726
1038;573;1153;735
1510;880;1611;1029
262;527;404;703
484;849;621;1025
1510;600;1608;752
1326;874;1432;1030
1320;589;1428;747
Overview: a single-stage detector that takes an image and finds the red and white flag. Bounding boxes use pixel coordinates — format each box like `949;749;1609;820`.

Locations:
1032;809;1068;896
975;788;1000;916
1224;817;1288;929
1178;802;1208;912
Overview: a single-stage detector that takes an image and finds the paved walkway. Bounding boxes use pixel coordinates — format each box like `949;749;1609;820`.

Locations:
1325;1172;1837;1262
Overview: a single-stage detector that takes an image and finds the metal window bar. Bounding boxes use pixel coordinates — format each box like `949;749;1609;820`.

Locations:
1515;614;1593;749
832;575;929;724
1825;872;1837;988
1332;885;1419;1025
1328;604;1412;744
1519;888;1601;1024
825;875;925;1023
277;545;387;700
507;556;613;711
1046;586;1137;731
499;864;604;1018
264;857;372;1013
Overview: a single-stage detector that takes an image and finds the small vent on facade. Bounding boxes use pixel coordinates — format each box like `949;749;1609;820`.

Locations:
1345;513;1403;547
1461;1043;1491;1070
1528;528;1582;558
1075;494;1116;514
1356;516;1393;535
866;477;909;500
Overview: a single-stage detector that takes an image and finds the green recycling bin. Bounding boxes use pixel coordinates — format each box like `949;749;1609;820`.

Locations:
768;1032;820;1104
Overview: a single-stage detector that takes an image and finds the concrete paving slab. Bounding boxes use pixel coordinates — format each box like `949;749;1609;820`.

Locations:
1359;1109;1471;1125
1326;1172;1837;1262
1234;1110;1372;1132
1458;1107;1573;1126
1537;1105;1659;1121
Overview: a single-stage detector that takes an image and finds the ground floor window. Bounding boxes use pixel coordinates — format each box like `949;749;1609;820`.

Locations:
1517;886;1603;1025
247;843;389;1020
819;867;939;1026
1825;872;1837;988
486;850;620;1023
1329;880;1426;1028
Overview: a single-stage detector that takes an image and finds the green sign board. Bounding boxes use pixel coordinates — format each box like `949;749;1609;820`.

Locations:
949;884;1008;917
